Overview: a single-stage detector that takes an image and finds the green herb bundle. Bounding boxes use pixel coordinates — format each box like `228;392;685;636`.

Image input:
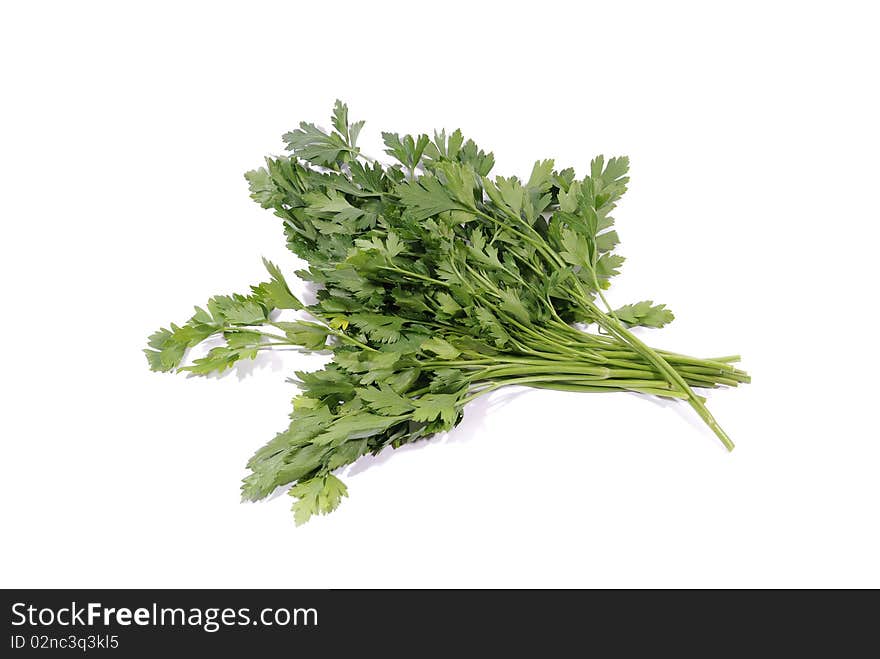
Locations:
146;102;748;524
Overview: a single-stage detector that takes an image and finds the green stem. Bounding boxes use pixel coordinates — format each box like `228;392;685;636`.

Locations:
378;265;447;287
461;374;689;405
572;286;735;451
524;381;692;400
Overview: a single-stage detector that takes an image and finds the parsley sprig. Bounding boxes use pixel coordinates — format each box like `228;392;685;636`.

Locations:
147;102;748;524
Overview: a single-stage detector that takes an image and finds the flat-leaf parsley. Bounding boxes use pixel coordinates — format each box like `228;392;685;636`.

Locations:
147;102;748;524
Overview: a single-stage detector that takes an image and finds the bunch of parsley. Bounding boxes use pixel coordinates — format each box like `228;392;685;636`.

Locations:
146;102;748;524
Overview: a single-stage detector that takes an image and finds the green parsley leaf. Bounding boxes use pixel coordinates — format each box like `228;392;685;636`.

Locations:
613;301;675;328
289;474;349;526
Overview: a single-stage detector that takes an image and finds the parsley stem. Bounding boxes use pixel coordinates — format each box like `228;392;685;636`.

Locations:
378;265;447;287
461;375;692;404
328;328;376;351
524;381;691;400
473;209;565;269
573;287;736;451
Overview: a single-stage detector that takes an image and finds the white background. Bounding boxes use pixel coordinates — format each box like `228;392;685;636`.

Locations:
2;1;878;588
